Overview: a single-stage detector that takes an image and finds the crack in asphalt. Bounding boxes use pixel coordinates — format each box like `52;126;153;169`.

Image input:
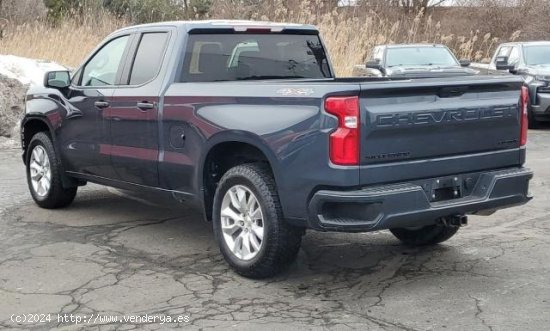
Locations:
470;295;494;331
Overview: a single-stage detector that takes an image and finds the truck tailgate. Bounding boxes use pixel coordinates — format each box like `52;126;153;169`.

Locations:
359;76;525;185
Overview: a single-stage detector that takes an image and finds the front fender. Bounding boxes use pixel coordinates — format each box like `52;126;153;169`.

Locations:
526;81;544;105
21;90;79;188
25;87;70;129
22;89;69;152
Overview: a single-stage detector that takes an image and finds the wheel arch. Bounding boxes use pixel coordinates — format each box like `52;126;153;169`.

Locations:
198;131;282;222
21;116;79;189
21;116;56;164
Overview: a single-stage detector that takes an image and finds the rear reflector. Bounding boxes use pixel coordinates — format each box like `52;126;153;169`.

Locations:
520;86;529;146
324;96;360;165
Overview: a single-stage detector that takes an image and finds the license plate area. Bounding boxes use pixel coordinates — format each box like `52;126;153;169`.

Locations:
429;176;463;202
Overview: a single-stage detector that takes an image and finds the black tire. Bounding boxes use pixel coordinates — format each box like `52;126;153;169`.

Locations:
26;132;77;209
212;163;303;278
390;221;459;246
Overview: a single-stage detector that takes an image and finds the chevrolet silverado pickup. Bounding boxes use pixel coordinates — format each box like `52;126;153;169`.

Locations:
21;20;533;278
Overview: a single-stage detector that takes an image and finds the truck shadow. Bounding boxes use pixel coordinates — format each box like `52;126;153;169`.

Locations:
291;231;465;283
532;122;550;130
15;185;486;303
38;188;472;283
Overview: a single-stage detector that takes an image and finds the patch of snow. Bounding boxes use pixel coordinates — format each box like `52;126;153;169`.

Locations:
0;54;66;86
0;136;19;149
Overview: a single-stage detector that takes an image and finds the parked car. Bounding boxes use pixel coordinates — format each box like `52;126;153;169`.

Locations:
22;20;532;278
489;41;550;128
353;44;476;78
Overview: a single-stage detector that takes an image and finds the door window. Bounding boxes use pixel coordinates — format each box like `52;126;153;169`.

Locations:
128;32;169;85
371;46;383;62
497;46;511;56
81;35;130;87
508;46;521;66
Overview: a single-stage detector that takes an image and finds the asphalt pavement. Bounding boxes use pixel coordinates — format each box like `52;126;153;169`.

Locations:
1;128;549;330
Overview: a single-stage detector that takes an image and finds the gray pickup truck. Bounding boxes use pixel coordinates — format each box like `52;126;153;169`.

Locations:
489;41;550;128
354;44;476;78
21;20;532;278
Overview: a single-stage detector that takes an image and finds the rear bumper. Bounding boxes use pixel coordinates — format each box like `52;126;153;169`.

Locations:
307;167;533;232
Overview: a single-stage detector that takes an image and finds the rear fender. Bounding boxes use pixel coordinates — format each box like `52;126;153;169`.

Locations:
197;131;282;208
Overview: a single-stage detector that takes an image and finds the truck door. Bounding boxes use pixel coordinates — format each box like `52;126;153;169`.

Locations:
59;34;132;179
108;30;170;187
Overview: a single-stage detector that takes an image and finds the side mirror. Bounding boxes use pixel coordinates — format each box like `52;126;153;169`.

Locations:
495;56;514;71
366;60;382;69
365;60;385;74
459;59;471;67
44;71;70;89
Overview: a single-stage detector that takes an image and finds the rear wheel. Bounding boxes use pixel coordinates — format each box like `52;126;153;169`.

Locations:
390;221;459;246
26;132;77;209
212;163;303;278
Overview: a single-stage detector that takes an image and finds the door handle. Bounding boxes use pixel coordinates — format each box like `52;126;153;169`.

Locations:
94;100;110;109
137;102;155;111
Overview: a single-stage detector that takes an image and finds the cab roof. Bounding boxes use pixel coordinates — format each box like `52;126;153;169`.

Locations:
114;20;318;34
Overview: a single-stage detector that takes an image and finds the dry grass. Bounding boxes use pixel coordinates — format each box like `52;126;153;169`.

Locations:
236;2;522;76
0;11;126;68
0;3;522;75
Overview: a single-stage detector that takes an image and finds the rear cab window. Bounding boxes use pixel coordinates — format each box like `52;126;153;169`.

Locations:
181;32;332;82
128;32;169;85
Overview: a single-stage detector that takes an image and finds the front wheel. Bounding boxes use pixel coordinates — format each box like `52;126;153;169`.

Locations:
212;163;303;278
390;221;459;246
26;132;77;209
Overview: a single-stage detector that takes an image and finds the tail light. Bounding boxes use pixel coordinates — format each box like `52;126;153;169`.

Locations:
520;86;529;146
324;96;360;165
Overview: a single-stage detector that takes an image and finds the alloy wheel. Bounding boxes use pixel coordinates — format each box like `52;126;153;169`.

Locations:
220;185;264;260
29;145;52;197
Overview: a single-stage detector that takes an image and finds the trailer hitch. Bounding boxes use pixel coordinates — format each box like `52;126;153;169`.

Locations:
438;215;468;228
